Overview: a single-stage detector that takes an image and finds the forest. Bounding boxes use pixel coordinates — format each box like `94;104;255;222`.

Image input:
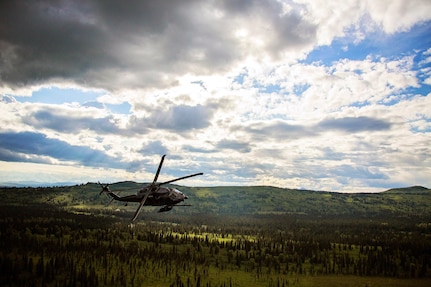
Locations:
1;184;430;287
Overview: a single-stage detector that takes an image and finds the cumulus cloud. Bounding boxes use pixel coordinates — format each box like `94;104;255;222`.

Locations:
366;0;431;33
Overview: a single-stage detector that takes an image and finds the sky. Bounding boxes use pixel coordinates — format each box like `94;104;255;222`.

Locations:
0;0;430;192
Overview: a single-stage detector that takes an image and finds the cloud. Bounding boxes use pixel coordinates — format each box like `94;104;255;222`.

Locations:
147;104;214;131
127;103;219;136
18;101;216;136
0;0;320;90
138;141;169;156
0;1;110;84
243;120;315;141
0;131;122;168
237;116;392;144
182;145;214;154
221;0;318;56
317;116;392;133
216;139;251;153
300;0;431;45
2;0;429;93
23;108;122;134
331;164;388;180
366;0;431;34
0;147;51;164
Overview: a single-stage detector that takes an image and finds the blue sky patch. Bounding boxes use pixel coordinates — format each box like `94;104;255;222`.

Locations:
15;87;104;105
106;102;131;114
304;22;431;66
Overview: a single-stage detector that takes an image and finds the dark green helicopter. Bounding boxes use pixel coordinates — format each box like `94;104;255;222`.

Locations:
99;155;203;221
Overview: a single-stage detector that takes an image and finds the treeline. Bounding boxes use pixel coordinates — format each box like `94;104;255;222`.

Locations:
1;204;430;287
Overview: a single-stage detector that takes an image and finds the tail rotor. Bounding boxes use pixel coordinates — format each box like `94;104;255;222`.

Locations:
98;181;111;195
98;182;124;206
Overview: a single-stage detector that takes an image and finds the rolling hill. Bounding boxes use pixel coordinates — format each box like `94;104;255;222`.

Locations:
1;182;430;218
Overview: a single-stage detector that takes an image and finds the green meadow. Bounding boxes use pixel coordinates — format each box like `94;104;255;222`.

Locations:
1;184;430;286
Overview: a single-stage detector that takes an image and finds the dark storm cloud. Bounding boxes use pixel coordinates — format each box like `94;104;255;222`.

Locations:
317;117;392;133
0;0;317;89
0;131;122;168
0;0;111;85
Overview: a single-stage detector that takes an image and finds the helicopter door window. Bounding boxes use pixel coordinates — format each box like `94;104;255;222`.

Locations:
169;191;177;200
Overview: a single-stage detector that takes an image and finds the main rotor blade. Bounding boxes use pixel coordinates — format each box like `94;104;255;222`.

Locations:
159;172;203;186
131;188;152;222
151;154;166;186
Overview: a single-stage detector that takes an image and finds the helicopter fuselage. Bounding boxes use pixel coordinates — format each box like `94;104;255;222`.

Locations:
108;186;188;206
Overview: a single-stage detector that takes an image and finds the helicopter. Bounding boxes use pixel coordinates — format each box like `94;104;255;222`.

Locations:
99;154;203;221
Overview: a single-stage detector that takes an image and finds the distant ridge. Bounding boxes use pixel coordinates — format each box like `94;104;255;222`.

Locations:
1;182;431;217
1;180;429;194
384;186;430;194
0;181;80;188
